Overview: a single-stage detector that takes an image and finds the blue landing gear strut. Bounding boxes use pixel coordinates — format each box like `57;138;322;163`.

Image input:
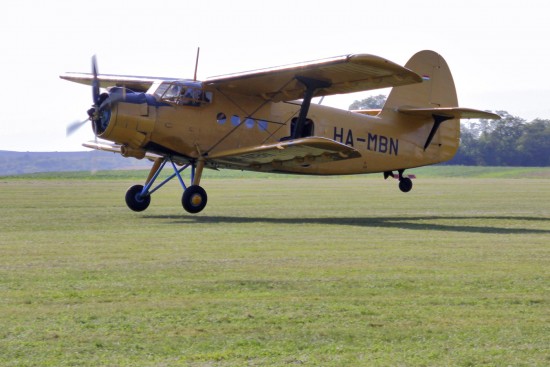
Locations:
125;157;207;214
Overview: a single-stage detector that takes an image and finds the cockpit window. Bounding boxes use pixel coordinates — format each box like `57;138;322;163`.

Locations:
154;81;212;107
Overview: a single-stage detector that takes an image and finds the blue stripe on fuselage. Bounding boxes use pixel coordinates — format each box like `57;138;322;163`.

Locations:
111;87;170;107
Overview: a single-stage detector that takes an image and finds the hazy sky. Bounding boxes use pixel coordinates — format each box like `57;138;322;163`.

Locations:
2;0;549;151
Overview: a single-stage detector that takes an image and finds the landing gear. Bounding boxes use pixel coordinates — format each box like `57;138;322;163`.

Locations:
125;184;151;212
182;185;207;214
384;169;414;193
398;177;413;193
125;157;208;214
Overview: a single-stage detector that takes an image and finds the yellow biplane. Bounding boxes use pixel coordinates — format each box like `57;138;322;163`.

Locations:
61;50;499;214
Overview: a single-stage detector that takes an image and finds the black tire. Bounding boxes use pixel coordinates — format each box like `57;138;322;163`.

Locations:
125;184;151;212
182;185;207;214
398;177;413;193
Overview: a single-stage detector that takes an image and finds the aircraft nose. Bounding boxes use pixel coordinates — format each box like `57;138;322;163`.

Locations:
65;56;122;138
88;88;129;136
88;100;112;136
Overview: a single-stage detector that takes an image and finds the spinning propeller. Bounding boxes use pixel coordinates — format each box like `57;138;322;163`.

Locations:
66;117;90;136
66;55;123;138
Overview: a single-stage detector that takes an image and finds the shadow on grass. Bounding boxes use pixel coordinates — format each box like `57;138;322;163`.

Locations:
143;215;550;235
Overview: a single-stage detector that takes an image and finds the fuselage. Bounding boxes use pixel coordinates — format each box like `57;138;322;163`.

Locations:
99;82;458;175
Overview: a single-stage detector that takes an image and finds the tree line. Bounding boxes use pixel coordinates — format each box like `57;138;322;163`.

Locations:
349;95;550;167
451;112;550;166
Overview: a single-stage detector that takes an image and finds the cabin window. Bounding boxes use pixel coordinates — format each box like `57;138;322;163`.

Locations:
154;83;170;99
245;118;255;129
258;120;268;131
290;118;314;138
155;81;212;107
217;112;227;124
231;115;240;126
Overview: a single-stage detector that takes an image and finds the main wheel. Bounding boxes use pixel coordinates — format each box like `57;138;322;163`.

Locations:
182;185;208;214
398;177;413;193
125;184;151;212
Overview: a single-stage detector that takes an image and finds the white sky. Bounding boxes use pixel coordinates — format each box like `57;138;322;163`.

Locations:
2;0;550;152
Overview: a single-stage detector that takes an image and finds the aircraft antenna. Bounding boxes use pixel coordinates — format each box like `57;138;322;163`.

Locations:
193;47;200;81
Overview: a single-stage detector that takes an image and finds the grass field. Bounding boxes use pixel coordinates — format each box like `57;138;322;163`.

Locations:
1;167;549;366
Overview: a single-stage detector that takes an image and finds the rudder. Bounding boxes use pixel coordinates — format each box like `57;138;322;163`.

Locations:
384;50;458;110
382;50;461;164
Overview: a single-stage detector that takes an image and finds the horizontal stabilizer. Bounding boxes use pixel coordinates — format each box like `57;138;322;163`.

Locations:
398;107;501;120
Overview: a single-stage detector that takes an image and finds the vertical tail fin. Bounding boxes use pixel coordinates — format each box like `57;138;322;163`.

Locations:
384;50;458;111
381;50;461;163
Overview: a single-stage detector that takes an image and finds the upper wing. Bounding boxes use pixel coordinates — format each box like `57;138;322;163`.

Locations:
205;54;423;102
398;107;501;120
60;73;178;93
61;54;421;100
207;137;361;170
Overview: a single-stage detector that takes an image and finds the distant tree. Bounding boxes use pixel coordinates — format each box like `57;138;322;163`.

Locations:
348;94;387;110
450;112;550;167
516;119;550;166
461;118;496;139
477;111;525;166
451;124;481;165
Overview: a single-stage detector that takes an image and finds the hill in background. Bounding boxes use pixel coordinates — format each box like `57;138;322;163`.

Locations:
0;150;151;176
2;150;550;179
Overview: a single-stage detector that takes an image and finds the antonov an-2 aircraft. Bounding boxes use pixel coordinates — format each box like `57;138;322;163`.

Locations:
61;50;500;214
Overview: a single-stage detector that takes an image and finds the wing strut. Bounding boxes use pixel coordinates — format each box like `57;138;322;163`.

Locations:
291;76;331;139
424;114;453;150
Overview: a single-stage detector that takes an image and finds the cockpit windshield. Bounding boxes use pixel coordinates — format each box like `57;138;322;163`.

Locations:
153;81;212;107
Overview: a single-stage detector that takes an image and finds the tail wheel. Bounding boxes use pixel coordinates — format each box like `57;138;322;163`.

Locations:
399;177;413;193
182;185;207;214
125;185;151;212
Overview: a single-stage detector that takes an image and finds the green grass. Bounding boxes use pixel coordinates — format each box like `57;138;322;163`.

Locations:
411;165;550;179
0;168;549;366
4;164;550;180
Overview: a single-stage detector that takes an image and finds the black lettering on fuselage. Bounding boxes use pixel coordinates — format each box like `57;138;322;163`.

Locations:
333;127;344;143
333;127;398;156
390;137;398;155
367;133;377;151
345;129;354;146
379;136;388;153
